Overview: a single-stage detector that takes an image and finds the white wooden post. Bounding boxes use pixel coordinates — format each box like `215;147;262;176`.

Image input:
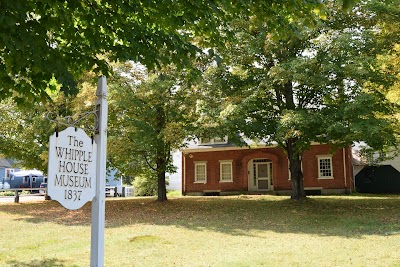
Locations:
91;76;108;267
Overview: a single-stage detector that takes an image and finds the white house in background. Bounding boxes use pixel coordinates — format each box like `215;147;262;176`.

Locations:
352;147;400;174
352;150;367;177
167;150;182;191
106;168;123;195
376;154;400;172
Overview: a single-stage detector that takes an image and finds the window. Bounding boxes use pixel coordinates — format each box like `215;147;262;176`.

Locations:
194;162;207;183
317;156;333;179
23;176;29;183
5;168;14;180
199;136;228;145
220;160;233;182
32;176;37;183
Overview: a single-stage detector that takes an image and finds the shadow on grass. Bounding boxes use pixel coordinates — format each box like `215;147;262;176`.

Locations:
6;258;72;267
0;200;92;226
1;195;400;238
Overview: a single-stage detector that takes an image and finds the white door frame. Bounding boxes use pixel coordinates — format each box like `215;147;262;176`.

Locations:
248;159;273;191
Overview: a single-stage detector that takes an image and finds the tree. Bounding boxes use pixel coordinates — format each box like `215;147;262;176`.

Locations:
0;74;99;171
196;0;398;200
371;1;400;104
0;0;359;199
0;1;220;102
108;63;199;201
1;0;353;103
0;92;66;170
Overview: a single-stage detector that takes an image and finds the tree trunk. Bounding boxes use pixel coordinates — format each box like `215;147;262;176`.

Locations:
277;80;306;200
286;138;306;200
155;106;168;202
157;170;167;202
289;157;305;200
155;151;168;202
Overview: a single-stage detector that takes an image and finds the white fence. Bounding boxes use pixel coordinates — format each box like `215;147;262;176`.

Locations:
105;186;134;197
0;186;134;203
0;188;47;203
124;186;135;197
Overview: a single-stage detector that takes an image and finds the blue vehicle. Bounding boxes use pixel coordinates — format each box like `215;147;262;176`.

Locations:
9;170;45;189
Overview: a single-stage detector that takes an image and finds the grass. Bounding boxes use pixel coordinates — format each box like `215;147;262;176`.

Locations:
0;194;400;266
167;190;182;197
0;190;31;196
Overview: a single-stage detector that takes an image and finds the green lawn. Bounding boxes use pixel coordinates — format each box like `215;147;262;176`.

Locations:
1;194;400;267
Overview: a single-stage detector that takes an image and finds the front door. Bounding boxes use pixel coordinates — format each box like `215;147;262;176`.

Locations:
249;159;273;191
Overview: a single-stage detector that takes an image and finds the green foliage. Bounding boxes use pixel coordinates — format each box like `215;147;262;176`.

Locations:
0;191;16;196
167;190;182;197
0;75;99;172
133;170;169;197
0;97;57;171
200;0;398;149
0;190;31;196
0;0;389;200
108;63;197;175
0;1;225;101
107;62;200;201
133;172;157;197
196;1;399;199
0;0;352;104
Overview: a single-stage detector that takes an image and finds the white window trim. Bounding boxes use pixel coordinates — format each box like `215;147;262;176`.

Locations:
219;160;233;183
194;161;207;184
199;136;228;145
317;155;334;179
5;168;14;180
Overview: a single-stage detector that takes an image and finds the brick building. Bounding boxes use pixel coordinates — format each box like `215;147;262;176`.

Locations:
181;140;353;195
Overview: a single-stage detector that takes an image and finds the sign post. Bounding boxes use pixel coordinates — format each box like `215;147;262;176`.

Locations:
47;76;108;267
90;76;108;267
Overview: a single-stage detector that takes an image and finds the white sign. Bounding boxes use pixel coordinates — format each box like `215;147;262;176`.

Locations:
48;127;97;210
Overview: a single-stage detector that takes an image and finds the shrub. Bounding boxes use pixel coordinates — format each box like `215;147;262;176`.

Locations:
133;170;169;197
0;191;16;196
0;190;30;196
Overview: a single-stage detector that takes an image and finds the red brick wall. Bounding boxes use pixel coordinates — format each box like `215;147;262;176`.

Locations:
301;145;352;190
182;144;353;194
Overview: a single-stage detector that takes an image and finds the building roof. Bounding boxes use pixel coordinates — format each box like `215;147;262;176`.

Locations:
181;140;276;153
352;156;366;166
0;158;15;168
12;170;43;177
